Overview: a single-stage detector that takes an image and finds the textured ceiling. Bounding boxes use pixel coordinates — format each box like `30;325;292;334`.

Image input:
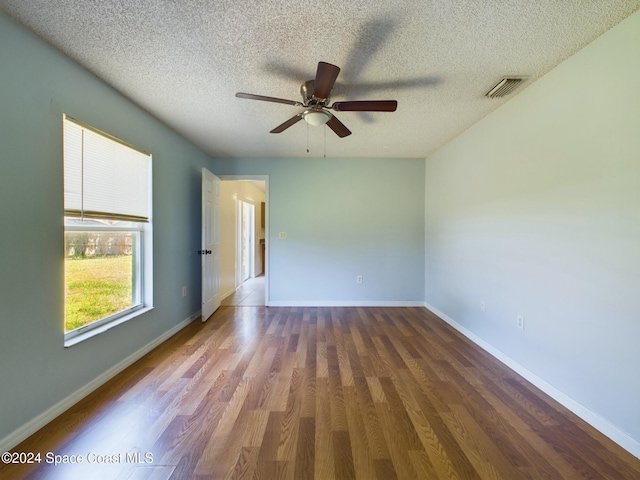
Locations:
1;1;638;159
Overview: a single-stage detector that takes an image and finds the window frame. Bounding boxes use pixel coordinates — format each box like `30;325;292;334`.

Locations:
63;116;153;347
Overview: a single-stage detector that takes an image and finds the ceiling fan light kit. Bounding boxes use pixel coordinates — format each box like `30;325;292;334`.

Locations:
303;109;331;126
236;61;398;138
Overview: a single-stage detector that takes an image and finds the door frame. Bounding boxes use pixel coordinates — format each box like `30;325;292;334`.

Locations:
218;175;269;306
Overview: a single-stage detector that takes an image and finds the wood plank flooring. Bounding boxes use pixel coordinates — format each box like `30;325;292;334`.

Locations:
221;276;265;307
1;306;638;479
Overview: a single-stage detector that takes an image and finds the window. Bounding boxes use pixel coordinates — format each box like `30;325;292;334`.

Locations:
63;115;152;344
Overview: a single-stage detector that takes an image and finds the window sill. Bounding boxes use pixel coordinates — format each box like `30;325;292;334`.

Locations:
64;306;153;348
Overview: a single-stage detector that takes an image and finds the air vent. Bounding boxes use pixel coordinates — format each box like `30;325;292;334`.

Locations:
485;77;524;98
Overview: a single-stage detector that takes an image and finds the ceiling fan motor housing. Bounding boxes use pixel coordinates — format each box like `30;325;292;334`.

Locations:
301;80;328;105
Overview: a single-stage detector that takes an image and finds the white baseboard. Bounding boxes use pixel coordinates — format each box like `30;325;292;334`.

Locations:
423;302;640;459
220;288;236;301
268;300;425;307
0;310;201;453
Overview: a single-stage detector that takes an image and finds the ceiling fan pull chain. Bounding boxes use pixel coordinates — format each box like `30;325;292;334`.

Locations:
306;121;310;153
324;124;327;158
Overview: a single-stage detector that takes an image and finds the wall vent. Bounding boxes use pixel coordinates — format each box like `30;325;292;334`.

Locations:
485;77;524;98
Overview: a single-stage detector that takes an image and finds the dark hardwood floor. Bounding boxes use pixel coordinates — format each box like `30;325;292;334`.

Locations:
1;306;638;479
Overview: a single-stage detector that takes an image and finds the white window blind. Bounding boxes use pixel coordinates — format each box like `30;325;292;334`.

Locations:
63;115;151;222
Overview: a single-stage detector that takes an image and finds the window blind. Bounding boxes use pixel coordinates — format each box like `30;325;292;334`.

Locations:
63;115;151;222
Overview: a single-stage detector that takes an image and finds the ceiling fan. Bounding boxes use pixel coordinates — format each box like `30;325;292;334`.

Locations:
236;61;397;138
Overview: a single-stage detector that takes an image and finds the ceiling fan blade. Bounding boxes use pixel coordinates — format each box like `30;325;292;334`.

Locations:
331;100;398;112
326;114;352;138
270;114;303;133
313;62;340;100
236;92;300;106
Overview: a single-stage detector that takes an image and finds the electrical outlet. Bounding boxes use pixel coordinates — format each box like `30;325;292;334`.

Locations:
356;275;363;284
279;232;287;239
182;286;187;297
480;301;485;311
517;315;525;330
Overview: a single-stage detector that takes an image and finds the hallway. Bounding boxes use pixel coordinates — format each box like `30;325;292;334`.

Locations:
221;275;265;306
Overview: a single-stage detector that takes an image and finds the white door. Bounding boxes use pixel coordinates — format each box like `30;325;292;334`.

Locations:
202;168;221;321
240;201;255;283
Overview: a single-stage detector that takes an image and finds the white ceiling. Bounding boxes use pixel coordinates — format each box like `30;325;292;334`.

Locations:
1;1;638;159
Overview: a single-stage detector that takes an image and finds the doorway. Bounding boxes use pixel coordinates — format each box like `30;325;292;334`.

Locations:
219;175;268;306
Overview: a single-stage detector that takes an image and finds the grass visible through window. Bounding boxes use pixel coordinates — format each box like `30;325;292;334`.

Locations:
65;255;133;332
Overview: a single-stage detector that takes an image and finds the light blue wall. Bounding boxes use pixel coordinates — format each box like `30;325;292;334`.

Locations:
0;10;426;446
0;12;208;441
211;157;425;304
9;0;637;457
424;11;640;445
